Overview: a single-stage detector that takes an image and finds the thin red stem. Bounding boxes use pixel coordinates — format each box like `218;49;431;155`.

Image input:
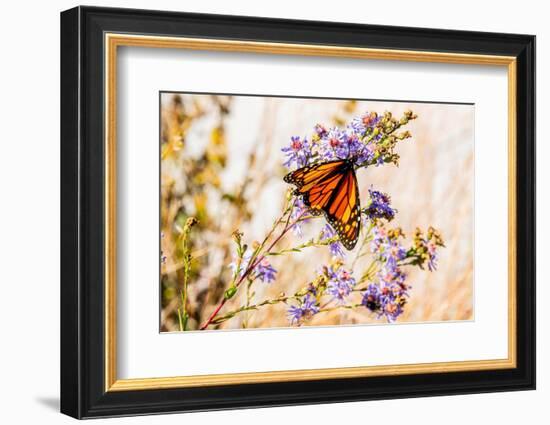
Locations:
199;210;305;330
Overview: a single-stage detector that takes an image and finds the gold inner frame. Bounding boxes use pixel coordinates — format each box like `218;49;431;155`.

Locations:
104;33;517;392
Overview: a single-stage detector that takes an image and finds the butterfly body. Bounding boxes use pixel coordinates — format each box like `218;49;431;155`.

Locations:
284;158;361;250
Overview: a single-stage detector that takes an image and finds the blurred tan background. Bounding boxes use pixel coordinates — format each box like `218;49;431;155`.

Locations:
160;93;474;331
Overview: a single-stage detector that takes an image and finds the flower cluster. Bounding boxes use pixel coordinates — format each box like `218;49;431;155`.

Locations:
361;226;410;321
363;188;396;222
281;136;311;169
408;227;446;271
255;259;278;283
318;126;375;165
370;226;407;264
287;293;320;325
361;279;408;322
326;264;357;304
281;110;416;170
287;261;356;323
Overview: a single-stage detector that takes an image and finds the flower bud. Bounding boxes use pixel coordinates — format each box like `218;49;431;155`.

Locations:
224;285;238;300
185;217;198;229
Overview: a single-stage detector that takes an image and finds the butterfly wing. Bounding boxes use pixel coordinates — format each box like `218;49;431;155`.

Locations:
284;160;346;215
284;160;361;250
322;166;361;250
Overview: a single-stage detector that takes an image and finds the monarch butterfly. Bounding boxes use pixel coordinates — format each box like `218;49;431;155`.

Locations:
284;159;361;250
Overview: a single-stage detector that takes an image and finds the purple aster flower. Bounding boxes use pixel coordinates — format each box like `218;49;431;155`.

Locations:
344;131;375;166
313;123;328;139
287;293;320;325
380;281;408;322
366;226;410;321
361;272;409;323
378;263;407;287
287;305;303;325
326;267;356;303
364;188;396;221
361;283;382;312
320;224;346;258
350;111;380;136
281;136;312;169
317;127;345;161
327;127;345;148
255;258;277;283
382;303;405;321
370;227;407;263
411;227;444;271
427;241;438;271
318;126;374;166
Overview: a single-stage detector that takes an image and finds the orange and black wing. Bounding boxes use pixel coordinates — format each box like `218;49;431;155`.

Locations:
284;160;361;250
284;160;346;216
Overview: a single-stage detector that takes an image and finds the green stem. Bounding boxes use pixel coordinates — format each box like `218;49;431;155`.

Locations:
267;235;337;257
211;294;301;325
178;219;195;331
318;303;363;314
358;260;378;285
177;307;184;332
243;278;254;328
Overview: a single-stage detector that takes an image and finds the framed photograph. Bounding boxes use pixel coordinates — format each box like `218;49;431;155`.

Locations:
60;6;535;419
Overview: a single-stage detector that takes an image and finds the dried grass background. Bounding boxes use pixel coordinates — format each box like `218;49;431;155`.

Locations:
160;93;474;332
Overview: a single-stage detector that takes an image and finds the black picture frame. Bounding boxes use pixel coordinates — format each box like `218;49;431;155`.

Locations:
61;5;535;419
